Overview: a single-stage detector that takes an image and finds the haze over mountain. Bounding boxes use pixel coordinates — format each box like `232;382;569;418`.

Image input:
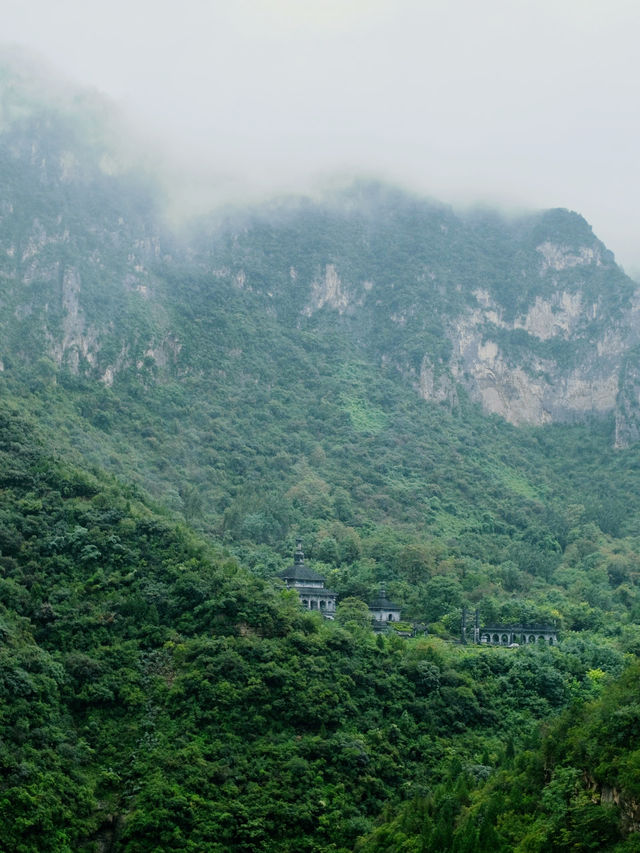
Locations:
3;50;640;449
4;0;640;272
2;50;640;853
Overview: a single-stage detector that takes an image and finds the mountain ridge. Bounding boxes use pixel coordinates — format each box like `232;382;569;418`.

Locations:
2;81;638;441
4;53;640;853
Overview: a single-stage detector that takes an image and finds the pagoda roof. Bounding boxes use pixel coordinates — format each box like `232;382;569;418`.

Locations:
279;563;326;583
278;539;326;584
369;587;400;611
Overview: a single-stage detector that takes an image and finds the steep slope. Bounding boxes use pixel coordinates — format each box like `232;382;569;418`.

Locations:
0;51;173;381
185;187;640;438
359;657;640;852
4;57;640;851
2;55;640;442
3;55;640;638
1;405;627;852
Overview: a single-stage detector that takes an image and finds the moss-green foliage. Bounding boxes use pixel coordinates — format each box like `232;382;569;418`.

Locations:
9;341;640;645
360;658;640;852
3;71;640;849
0;405;633;851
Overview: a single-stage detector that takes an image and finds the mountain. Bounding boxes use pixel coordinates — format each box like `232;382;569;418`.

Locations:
2;55;640;448
5;50;640;606
189;188;640;444
3;54;640;851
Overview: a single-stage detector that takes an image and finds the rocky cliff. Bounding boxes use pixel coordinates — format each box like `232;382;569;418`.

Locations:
2;56;640;444
187;194;640;443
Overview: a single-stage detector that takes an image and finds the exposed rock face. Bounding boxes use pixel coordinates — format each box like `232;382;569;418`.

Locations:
3;55;640;446
303;264;356;315
615;355;640;448
536;241;603;272
288;220;640;442
0;75;174;383
594;782;640;835
55;267;99;372
443;271;632;428
418;358;458;410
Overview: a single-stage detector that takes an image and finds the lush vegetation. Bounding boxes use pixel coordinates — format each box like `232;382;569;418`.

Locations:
358;657;640;852
2;57;640;850
0;405;635;851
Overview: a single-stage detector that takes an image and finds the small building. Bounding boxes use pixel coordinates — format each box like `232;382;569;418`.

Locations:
369;587;401;623
479;624;558;646
462;609;558;647
278;540;337;617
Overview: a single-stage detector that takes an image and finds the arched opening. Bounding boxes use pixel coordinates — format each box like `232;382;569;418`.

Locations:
310;600;317;609
387;613;394;621
492;634;499;644
320;600;326;610
528;635;536;644
548;636;554;645
501;634;509;645
302;599;308;608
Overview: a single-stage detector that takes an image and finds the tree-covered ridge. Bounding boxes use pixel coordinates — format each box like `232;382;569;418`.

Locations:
1;57;637;414
0;405;291;849
8;340;640;650
0;404;635;851
359;658;640;852
191;184;625;319
3;57;640;851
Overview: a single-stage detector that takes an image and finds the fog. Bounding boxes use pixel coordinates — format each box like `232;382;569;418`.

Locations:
4;0;640;272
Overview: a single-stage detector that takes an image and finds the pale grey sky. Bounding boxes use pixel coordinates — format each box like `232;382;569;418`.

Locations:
4;0;640;271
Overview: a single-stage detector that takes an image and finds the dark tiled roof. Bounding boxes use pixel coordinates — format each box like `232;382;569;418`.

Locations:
279;539;327;584
369;587;400;611
278;563;326;583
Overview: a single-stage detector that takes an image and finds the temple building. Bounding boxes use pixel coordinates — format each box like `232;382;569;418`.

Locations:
278;540;337;617
462;609;558;646
479;624;558;646
369;587;401;622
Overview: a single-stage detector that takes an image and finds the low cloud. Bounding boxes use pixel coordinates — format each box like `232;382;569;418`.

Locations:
2;0;640;267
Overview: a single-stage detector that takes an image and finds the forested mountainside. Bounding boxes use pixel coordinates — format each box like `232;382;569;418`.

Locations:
3;54;640;851
3;53;640;443
0;406;636;852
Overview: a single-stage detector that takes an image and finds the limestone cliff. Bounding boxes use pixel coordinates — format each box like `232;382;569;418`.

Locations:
3;56;640;445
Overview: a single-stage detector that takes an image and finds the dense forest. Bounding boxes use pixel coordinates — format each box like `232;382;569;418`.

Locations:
0;406;637;852
2;54;640;850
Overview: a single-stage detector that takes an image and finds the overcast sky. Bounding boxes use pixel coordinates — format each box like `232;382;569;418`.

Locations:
4;0;640;271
